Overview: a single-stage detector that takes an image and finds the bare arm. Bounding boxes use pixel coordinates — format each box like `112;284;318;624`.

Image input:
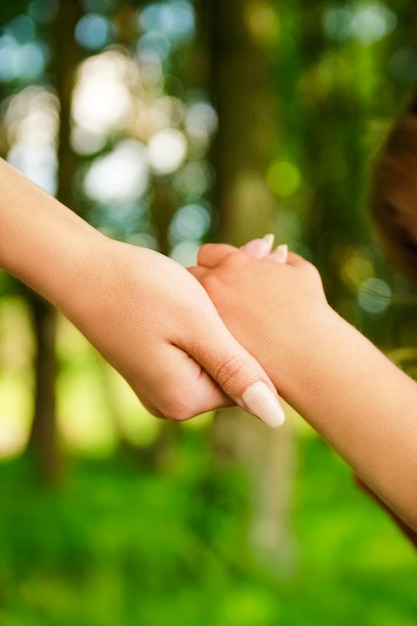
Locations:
191;244;417;531
0;159;285;425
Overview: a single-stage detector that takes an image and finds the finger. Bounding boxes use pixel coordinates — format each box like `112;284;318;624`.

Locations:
285;251;308;266
183;309;286;428
197;243;237;268
187;265;208;281
266;244;288;264
241;234;275;259
147;346;235;420
265;248;309;266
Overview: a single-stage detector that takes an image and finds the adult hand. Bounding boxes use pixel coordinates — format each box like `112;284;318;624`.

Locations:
65;240;285;426
0;159;285;426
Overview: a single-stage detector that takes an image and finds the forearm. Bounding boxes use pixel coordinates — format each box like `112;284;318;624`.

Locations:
192;244;417;530
0;158;105;311
266;307;417;530
0;164;285;424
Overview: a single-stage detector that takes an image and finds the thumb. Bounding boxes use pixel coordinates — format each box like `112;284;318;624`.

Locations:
185;312;286;428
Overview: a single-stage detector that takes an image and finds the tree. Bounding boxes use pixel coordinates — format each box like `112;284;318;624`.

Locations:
27;0;83;483
199;0;297;571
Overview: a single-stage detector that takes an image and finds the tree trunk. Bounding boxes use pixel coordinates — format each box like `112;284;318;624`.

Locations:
27;0;82;483
200;0;298;573
27;295;60;483
201;0;278;243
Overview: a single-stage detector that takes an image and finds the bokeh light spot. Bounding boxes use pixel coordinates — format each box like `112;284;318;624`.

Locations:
84;140;148;204
75;13;115;50
139;0;195;44
350;3;396;45
169;203;211;243
147;128;187;175
357;277;391;314
266;161;301;197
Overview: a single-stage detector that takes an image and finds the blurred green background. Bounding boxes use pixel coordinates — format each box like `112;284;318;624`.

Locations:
0;0;416;624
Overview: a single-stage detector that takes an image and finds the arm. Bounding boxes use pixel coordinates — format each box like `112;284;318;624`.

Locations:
190;243;417;532
0;159;285;424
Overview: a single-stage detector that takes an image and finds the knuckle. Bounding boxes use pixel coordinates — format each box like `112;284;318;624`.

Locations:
197;243;215;264
214;354;249;393
201;272;221;295
224;250;246;268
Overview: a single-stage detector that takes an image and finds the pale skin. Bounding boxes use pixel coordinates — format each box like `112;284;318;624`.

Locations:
0;158;285;425
190;241;417;533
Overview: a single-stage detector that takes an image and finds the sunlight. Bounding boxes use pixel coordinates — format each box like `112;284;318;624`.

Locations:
323;2;397;45
169;203;211;243
244;0;279;44
132;94;179;143
139;0;195;45
358;277;392;314
170;239;200;266
147;127;187;174
351;2;397;44
75;12;116;50
0;14;48;81
266;160;301;197
0;377;31;459
58;377;118;455
84;139;149;204
322;6;352;43
138;31;172;61
4;86;59;193
173;160;214;196
341;249;375;290
0;298;33;459
185;100;218;154
56;317;161;452
72;51;135;135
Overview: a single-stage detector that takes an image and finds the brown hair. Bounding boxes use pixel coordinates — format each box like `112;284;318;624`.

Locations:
370;94;417;282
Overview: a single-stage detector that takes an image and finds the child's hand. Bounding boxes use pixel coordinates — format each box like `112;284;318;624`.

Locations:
189;241;329;384
191;240;417;532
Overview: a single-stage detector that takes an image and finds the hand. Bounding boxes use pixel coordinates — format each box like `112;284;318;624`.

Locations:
189;240;329;389
190;240;417;532
63;239;285;425
0;160;284;427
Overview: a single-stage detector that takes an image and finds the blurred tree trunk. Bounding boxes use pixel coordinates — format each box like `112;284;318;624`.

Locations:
27;0;82;483
27;294;59;481
200;0;297;573
202;0;278;242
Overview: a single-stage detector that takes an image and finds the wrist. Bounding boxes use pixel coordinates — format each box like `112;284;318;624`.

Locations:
50;228;113;319
0;159;108;310
267;303;341;402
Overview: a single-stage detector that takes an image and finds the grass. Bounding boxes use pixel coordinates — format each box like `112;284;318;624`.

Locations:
0;433;415;626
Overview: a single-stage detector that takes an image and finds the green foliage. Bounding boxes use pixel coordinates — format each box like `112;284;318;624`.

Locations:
0;2;416;622
268;0;417;357
0;435;415;626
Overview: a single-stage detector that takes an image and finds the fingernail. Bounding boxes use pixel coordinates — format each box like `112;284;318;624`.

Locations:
241;237;273;258
242;381;286;428
275;244;288;263
263;233;275;253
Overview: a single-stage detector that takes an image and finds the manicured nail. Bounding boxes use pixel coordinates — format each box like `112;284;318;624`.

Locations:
241;236;274;258
242;381;286;428
263;233;275;253
275;244;288;263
